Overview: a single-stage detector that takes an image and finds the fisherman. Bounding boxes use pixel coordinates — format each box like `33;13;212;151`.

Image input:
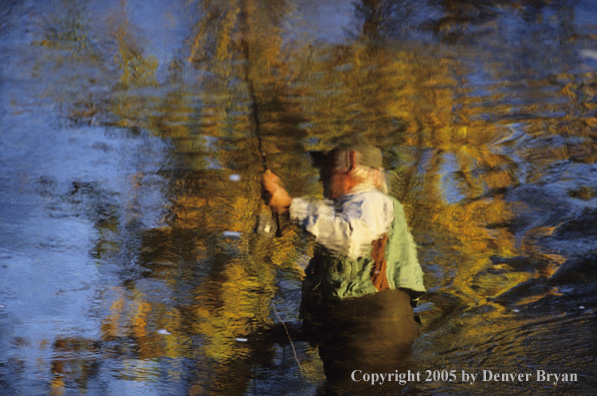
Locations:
262;144;426;383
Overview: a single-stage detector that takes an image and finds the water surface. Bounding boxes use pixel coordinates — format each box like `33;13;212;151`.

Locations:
1;0;596;394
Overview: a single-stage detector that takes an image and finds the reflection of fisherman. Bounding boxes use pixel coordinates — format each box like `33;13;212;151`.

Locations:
262;144;426;384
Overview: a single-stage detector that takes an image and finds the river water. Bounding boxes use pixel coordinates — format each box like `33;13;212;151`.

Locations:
1;1;596;395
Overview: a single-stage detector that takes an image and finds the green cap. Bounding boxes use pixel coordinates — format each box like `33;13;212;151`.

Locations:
329;144;383;170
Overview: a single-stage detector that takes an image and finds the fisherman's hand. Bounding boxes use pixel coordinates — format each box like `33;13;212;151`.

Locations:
262;170;292;213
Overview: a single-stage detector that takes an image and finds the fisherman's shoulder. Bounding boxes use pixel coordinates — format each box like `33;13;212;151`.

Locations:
341;188;394;217
345;187;391;203
365;189;395;210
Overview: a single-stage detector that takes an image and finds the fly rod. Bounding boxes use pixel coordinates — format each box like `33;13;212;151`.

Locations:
239;11;281;238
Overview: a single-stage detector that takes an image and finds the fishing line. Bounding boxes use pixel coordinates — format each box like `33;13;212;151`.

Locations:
237;4;303;382
271;303;306;382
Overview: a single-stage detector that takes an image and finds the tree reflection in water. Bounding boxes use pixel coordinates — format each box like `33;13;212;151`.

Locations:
1;0;595;394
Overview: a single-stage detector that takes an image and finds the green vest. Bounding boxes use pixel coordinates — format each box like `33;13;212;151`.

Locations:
302;196;425;304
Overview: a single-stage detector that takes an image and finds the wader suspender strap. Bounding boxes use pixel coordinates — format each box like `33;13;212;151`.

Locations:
370;234;390;291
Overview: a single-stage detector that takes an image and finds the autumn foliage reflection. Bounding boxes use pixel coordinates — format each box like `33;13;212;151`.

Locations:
95;0;596;391
24;0;597;393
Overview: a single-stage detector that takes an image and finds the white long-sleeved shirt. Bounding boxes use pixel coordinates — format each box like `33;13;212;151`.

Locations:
289;185;394;260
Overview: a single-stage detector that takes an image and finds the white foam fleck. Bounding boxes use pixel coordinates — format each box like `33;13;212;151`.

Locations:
223;231;241;238
579;49;597;60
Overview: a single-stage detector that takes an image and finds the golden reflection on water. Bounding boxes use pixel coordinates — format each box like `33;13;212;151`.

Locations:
19;0;597;393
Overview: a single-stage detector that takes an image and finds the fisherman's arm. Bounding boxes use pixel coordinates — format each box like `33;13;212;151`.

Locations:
289;193;393;259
